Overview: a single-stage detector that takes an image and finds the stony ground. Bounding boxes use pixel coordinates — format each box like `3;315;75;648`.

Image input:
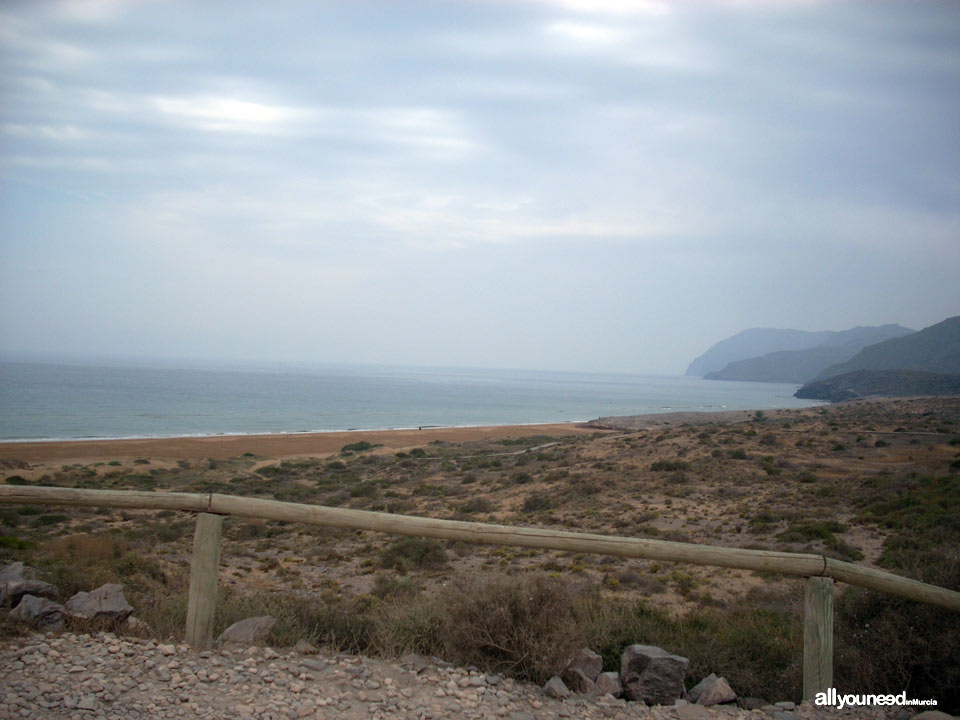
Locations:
0;632;922;720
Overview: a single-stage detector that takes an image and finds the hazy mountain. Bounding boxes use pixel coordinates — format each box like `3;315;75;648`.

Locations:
795;369;960;402
685;328;834;377
813;316;960;381
702;324;914;383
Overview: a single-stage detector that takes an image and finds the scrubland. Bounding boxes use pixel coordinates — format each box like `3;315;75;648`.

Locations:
2;397;958;709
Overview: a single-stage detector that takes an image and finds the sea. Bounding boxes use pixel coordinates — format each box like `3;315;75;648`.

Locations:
0;360;822;442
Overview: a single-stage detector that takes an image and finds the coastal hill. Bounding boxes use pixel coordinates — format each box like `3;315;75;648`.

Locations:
688;324;913;382
792;315;960;401
811;315;960;381
795;369;960;402
685;328;840;377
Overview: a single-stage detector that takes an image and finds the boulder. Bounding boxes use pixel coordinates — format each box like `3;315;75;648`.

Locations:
9;594;64;632
217;615;277;645
620;644;689;705
65;584;133;622
564;647;603;681
561;667;595;693
1;579;59;608
0;562;30;583
543;675;571;699
688;673;736;705
595;671;624;697
0;562;58;608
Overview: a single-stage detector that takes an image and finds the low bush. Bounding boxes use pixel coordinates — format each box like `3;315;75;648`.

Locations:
650;460;690;472
341;441;381;454
378;537;448;573
440;573;584;684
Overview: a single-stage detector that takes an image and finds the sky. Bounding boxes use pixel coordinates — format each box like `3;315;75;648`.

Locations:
1;0;958;375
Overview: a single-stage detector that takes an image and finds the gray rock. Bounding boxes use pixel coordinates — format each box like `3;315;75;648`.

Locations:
9;594;65;631
0;562;58;608
560;667;595;694
595;671;623;697
0;561;30;583
65;584;133;622
1;579;59;608
620;644;689;705
217;616;277;645
688;673;736;705
543;675;571;699
564;647;603;682
399;653;429;673
293;639;316;654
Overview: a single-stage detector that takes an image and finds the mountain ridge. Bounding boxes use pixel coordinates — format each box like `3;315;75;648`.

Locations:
812;316;960;381
690;324;914;382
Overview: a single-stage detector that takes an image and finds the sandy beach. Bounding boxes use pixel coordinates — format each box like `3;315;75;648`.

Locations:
0;422;599;464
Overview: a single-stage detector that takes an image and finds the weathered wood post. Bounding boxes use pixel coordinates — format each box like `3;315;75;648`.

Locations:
185;512;223;648
803;576;834;701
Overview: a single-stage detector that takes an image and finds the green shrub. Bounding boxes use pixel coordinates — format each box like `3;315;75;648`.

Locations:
378;537;448;573
521;493;552;513
341;441;381;454
0;535;31;550
650;460;690;472
458;497;494;514
3;476;29;485
30;514;68;528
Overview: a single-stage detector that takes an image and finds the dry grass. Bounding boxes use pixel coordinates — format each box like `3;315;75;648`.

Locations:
1;397;959;708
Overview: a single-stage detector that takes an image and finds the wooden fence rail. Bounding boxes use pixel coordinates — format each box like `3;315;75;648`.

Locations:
2;485;959;701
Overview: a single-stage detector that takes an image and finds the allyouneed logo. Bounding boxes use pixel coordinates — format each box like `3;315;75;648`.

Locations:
815;689;938;710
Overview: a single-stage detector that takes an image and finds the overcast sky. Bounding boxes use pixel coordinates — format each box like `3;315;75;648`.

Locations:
1;0;958;375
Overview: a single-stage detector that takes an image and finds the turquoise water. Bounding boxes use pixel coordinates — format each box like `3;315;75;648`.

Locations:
0;361;820;441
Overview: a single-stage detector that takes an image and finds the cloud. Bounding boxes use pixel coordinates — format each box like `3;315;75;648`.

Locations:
149;95;310;134
545;21;631;44
1;0;958;373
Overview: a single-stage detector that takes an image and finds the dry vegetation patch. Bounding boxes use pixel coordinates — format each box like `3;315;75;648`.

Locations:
2;397;959;709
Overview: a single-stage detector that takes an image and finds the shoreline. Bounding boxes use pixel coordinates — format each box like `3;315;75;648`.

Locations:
0;403;822;465
0;422;602;464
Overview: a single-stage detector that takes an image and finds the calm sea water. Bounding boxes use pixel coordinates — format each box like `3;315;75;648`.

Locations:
0;361;821;442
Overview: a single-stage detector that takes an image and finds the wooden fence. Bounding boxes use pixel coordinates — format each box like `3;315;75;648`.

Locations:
2;485;958;701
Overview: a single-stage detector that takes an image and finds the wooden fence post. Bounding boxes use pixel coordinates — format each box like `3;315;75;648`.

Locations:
185;512;223;648
803;576;834;701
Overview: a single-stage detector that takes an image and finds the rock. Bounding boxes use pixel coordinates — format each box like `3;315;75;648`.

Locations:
65;584;133;622
399;653;430;673
619;644;689;705
543;675;571;699
124;615;150;633
739;697;768;710
217;616;277;645
9;594;65;631
0;562;58;608
912;713;955;720
688;673;736;705
0;561;30;583
564;647;603;682
595;671;623;697
1;579;59;608
293;639;316;654
560;667;595;694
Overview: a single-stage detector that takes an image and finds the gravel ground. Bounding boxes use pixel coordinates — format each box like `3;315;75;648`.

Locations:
0;632;938;720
